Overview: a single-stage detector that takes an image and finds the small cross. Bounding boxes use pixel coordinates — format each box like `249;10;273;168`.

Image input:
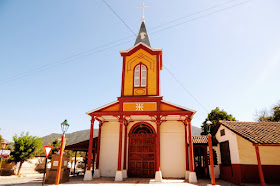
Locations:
138;2;149;22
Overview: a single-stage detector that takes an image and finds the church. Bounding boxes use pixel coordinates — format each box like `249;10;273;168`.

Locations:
82;17;198;183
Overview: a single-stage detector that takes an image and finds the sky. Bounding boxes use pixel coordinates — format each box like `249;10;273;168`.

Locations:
1;0;280;142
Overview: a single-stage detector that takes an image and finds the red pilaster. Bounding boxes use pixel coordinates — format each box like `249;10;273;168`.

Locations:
187;118;195;172
156;118;161;171
184;122;189;171
117;118;124;171
95;120;102;169
255;145;266;186
86;118;95;170
123;120;128;170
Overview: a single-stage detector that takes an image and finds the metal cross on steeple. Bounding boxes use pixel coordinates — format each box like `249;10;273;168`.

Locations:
138;2;149;22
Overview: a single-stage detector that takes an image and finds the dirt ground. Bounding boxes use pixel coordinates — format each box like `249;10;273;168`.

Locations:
0;174;272;186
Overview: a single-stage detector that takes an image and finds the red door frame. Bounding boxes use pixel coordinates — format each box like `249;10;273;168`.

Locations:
127;122;156;177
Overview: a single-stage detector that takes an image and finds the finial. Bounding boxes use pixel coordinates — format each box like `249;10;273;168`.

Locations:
138;2;149;22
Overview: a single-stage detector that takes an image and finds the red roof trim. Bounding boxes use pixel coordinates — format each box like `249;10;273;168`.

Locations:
120;43;162;56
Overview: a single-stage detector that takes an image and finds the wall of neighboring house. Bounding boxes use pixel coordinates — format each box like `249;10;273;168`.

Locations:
215;125;242;184
236;135;280;183
215;125;280;184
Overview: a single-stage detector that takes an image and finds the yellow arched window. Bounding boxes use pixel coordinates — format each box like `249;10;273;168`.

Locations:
134;64;147;87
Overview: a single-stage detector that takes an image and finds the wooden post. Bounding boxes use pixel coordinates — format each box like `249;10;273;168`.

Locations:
155;116;162;182
187;119;195;172
117;118;124;171
156;119;161;171
55;134;65;185
123;120;128;170
208;134;215;185
95;120;102;169
86;118;95;170
184;122;189;171
255;145;266;186
74;151;77;175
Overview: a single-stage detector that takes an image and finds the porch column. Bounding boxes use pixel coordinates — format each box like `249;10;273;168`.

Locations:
255;145;266;186
122;120;128;178
184;120;189;180
187;118;197;183
93;119;102;178
84;117;95;181
115;117;124;181
155;117;162;182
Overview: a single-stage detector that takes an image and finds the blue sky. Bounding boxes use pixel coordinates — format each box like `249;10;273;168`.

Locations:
1;0;280;141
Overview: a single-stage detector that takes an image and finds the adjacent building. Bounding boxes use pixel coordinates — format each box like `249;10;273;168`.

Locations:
214;121;280;185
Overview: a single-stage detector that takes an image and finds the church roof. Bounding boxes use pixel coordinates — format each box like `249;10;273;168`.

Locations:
218;121;280;144
134;21;151;47
86;99;196;116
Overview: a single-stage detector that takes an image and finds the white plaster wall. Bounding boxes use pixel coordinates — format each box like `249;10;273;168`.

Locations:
207;146;220;178
215;125;240;164
161;121;185;178
99;121;119;177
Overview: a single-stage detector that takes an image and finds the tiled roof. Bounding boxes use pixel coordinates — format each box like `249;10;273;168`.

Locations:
193;135;208;144
219;121;280;144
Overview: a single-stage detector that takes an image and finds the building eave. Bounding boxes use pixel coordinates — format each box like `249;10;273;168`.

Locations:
120;42;162;55
86;100;119;115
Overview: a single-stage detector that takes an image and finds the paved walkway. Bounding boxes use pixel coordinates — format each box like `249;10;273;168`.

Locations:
0;174;239;186
61;176;239;186
2;174;276;186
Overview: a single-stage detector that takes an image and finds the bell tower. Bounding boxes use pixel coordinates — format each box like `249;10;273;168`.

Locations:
120;19;162;97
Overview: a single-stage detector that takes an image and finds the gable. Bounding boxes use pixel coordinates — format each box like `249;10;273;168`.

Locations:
160;100;196;113
100;103;119;112
86;101;119;115
160;102;181;111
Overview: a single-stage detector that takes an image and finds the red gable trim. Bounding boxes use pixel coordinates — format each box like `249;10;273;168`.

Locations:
120;43;162;56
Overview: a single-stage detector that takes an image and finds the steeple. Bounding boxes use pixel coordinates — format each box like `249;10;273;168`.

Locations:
134;21;151;47
134;2;151;47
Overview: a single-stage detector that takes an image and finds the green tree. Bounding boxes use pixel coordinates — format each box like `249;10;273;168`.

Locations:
273;104;280;121
9;132;42;175
201;107;236;135
48;139;75;160
0;129;4;143
257;102;280;122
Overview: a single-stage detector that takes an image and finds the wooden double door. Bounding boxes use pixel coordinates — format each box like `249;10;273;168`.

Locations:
128;133;156;178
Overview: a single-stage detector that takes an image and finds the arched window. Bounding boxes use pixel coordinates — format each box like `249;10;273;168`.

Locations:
134;64;147;87
131;123;154;134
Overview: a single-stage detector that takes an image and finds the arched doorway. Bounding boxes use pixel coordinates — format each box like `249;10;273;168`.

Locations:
128;123;156;178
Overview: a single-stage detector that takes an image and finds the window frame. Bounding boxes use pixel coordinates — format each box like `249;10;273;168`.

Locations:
133;63;147;88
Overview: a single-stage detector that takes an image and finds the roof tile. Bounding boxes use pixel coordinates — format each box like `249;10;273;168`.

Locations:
219;121;280;144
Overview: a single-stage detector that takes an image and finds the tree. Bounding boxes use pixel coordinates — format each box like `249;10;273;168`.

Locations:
47;139;76;160
9;132;42;175
256;101;280;122
48;139;61;159
201;107;236;135
0;128;4;142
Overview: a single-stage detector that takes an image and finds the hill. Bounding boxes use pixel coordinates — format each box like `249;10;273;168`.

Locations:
41;129;99;146
41;126;201;146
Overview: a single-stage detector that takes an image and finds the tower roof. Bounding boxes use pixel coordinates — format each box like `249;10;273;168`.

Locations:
134;21;151;47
